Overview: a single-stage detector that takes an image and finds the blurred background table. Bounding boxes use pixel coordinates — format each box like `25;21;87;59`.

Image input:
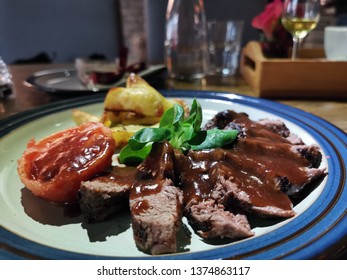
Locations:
1;64;346;135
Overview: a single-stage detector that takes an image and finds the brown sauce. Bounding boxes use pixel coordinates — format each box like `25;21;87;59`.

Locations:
131;180;163;199
128;111;313;215
130;142;175;215
94;166;137;186
176;112;310;211
131;199;150;215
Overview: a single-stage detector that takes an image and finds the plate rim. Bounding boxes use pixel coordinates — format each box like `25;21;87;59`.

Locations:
0;90;346;260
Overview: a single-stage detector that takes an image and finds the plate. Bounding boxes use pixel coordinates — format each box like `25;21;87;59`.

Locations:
0;90;346;260
24;65;166;95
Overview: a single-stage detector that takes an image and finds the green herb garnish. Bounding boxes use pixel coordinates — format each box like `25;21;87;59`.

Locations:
119;99;238;166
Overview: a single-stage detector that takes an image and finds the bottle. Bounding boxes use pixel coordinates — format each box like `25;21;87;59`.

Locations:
0;57;14;99
165;0;208;81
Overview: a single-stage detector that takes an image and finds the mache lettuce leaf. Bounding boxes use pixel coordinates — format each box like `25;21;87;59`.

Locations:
119;99;238;166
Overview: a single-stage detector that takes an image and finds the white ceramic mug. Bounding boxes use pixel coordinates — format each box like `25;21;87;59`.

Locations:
324;26;347;61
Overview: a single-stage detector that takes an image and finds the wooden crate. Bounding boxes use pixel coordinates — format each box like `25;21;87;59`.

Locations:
240;41;347;99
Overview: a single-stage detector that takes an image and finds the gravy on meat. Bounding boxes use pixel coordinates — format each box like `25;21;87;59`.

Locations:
175;112;312;215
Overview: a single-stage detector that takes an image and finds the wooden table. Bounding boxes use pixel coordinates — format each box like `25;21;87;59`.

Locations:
1;64;346;134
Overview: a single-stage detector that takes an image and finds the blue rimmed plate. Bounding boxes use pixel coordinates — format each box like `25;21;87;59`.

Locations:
0;90;346;259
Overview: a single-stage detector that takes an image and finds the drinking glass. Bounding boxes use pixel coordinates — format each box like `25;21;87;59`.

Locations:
281;0;320;59
207;20;244;77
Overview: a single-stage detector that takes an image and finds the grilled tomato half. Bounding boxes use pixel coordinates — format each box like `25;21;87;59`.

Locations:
17;122;115;203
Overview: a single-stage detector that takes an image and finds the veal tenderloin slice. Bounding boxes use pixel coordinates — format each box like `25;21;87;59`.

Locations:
186;199;254;239
78;166;136;223
174;149;254;239
130;142;184;255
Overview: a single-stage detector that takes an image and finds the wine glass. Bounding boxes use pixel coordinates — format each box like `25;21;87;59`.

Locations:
281;0;320;60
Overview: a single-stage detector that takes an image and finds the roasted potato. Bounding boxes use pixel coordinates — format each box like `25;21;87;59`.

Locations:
72;74;184;148
72;109;100;125
110;123;158;148
102;74;174;125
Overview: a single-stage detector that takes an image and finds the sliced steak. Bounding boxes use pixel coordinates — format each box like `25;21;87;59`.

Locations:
79;109;327;254
78;166;136;223
205;110;305;145
206;110;327;196
257;118;305;144
130;142;183;255
130;178;183;255
291;144;323;168
210;166;295;218
174;149;254;239
187;199;253;239
177;110;326;222
178;149;295;219
257;118;291;138
276;167;327;195
203;110;247;130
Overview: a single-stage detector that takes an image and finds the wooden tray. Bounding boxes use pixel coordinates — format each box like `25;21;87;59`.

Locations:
240;41;347;99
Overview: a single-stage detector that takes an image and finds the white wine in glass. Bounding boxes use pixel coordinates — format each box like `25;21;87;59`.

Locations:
281;0;320;59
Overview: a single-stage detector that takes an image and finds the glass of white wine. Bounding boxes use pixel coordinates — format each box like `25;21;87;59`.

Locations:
281;0;320;60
